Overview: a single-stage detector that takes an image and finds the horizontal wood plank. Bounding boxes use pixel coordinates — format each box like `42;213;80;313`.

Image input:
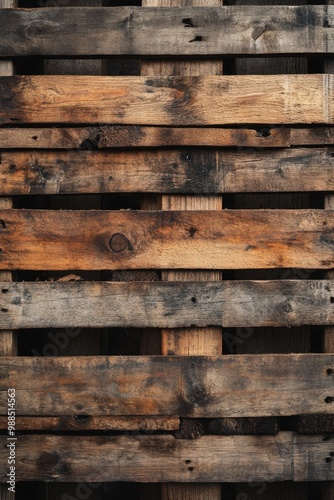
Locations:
1;432;334;483
0;415;179;431
0;355;333;417
0;75;333;125
1;148;334;194
0;126;290;149
1;433;333;482
0;209;333;270
5;126;334;148
1;280;334;329
1;6;334;57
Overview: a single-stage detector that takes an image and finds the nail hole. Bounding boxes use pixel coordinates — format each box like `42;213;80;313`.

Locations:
1;289;8;294
32;136;38;141
327;369;334;376
330;452;334;457
331;297;334;304
326;457;332;463
0;220;6;231
185;460;191;464
1;308;8;313
325;396;334;403
255;127;271;138
74;414;90;422
182;18;195;28
189;35;203;42
188;467;194;471
191;297;197;304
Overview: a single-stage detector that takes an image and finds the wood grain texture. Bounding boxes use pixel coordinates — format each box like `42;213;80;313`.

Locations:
6;126;334;148
7;126;334;148
0;432;333;482
0;125;295;149
141;2;222;495
324;26;334;498
3;147;334;195
0;2;17;499
43;3;105;500
0;354;333;417
1;6;334;57
0;209;333;270
1;75;333;125
0;415;179;432
1;280;334;329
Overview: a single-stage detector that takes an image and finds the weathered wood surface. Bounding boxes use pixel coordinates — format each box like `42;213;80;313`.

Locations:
141;1;223;496
0;209;333;270
0;432;333;482
2;148;334;195
0;126;290;149
2;6;334;57
0;354;333;417
5;126;334;148
0;415;179;431
1;280;334;329
0;3;17;500
1;75;333;125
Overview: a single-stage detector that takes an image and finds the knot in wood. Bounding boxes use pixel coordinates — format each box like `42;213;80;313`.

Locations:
252;23;266;42
24;21;59;39
38;451;59;469
109;233;129;253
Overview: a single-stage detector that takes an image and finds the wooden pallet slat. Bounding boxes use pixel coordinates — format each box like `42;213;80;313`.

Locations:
1;6;334;57
1;354;333;417
1;280;334;329
0;125;290;149
0;209;333;270
2;147;334;195
1;74;333;125
0;432;333;483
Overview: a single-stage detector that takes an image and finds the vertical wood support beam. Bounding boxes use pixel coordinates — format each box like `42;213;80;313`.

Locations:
141;1;222;499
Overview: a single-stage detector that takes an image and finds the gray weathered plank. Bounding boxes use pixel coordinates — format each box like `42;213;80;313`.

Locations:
1;6;334;57
1;280;333;329
0;354;333;417
0;433;333;482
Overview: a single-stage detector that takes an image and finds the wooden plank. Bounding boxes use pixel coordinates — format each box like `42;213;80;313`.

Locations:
0;432;333;482
1;74;333;125
0;354;333;417
0;209;333;271
0;126;290;148
3;147;334;195
2;6;334;57
0;415;179;432
291;127;334;146
7;126;334;148
1;280;334;330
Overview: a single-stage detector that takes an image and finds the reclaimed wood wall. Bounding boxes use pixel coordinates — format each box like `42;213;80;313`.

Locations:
0;1;334;499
